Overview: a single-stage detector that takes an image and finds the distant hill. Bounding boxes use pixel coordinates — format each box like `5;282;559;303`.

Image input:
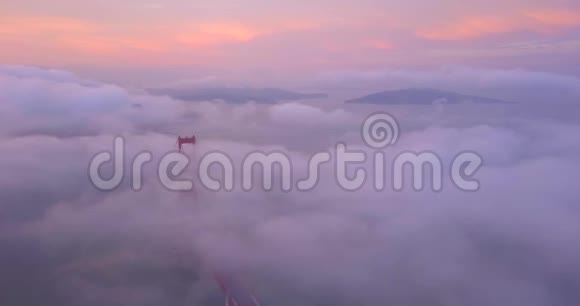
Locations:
148;87;328;104
346;88;512;105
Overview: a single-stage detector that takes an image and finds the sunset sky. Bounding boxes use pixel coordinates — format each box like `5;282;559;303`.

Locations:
2;0;580;84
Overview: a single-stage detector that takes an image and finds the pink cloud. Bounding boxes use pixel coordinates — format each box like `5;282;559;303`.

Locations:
176;24;263;47
364;40;394;50
0;17;96;36
417;9;580;40
416;16;516;40
524;9;580;27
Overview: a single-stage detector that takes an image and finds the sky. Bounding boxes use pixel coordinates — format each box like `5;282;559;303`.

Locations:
2;0;580;84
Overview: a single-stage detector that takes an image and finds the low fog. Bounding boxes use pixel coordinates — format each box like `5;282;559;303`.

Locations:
1;65;579;306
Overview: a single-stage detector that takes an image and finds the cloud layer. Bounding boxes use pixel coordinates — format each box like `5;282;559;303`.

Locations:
0;66;579;306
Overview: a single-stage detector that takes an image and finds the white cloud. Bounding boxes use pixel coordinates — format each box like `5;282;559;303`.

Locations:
1;66;579;306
